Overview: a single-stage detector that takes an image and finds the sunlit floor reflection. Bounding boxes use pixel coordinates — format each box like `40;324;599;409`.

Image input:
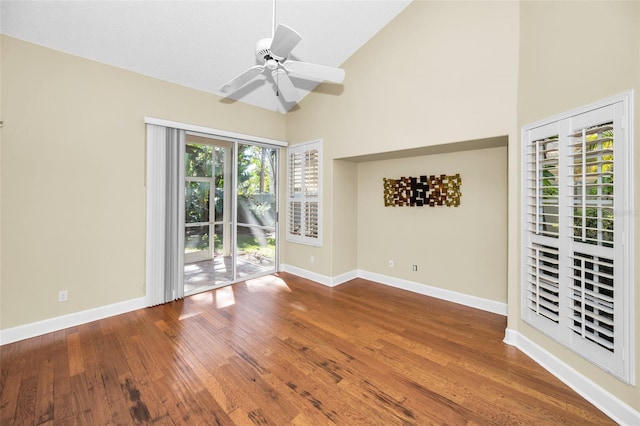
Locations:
184;255;273;294
245;275;291;292
215;286;236;309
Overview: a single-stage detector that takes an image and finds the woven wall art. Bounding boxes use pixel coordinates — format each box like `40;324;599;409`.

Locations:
383;174;462;207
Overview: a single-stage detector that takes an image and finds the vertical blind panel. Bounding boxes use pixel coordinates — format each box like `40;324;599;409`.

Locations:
525;243;560;323
526;135;560;238
568;251;615;351
145;124;184;306
568;122;614;248
146;125;168;307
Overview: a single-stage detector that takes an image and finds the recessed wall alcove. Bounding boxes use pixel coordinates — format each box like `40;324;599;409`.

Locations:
332;135;509;308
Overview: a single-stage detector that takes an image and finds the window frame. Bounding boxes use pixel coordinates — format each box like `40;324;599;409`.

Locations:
286;139;323;247
521;91;635;384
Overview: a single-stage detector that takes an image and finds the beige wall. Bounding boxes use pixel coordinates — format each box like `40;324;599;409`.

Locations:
0;36;4;308
331;160;358;275
284;1;519;279
2;0;638;415
0;36;286;329
517;1;639;409
357;146;507;303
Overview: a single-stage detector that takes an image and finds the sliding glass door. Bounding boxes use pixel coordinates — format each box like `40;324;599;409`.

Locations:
236;144;278;280
183;136;278;294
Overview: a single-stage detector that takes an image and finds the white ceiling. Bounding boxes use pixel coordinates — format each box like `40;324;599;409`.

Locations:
1;0;411;113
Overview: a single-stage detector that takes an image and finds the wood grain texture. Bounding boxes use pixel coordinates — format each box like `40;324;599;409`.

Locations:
0;273;615;425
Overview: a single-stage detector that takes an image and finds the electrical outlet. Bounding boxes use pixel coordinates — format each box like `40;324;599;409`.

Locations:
310;255;315;263
389;260;394;268
412;264;418;272
58;290;68;302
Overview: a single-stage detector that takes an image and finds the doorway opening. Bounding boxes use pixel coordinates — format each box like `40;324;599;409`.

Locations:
183;134;279;295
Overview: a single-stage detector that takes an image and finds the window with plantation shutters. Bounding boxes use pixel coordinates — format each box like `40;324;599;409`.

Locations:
287;140;322;246
521;93;634;384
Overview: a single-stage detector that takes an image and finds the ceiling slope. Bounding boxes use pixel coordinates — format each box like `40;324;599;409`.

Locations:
0;0;411;113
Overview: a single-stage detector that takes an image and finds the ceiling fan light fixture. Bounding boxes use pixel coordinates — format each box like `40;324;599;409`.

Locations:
265;58;278;70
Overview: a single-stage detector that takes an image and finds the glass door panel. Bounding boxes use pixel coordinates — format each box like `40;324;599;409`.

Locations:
184;224;211;262
184;138;233;293
236;144;278;279
184;144;213;264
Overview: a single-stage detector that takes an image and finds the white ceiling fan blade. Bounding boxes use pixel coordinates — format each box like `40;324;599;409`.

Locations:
284;61;345;84
269;24;301;59
219;65;264;94
272;69;299;103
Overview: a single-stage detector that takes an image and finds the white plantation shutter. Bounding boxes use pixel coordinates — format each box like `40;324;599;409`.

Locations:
289;151;303;237
287;141;322;246
289;201;302;236
304;149;319;196
525;243;560;324
290;152;303;195
569;122;615;247
567;119;617;358
521;93;634;384
568;253;615;352
304;202;319;238
523;122;562;333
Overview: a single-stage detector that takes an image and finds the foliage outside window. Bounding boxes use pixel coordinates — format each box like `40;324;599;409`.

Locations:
184;142;278;260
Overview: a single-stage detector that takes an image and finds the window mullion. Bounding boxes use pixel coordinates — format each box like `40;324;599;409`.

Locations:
535;135;540;234
557;119;571;342
580;128;587;243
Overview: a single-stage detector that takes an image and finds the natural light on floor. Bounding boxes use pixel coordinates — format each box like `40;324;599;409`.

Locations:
215;286;236;309
245;275;291;293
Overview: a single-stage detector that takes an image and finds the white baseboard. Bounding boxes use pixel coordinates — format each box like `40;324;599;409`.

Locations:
0;297;147;346
504;328;640;425
280;265;507;316
359;270;507;315
279;264;358;287
280;264;336;286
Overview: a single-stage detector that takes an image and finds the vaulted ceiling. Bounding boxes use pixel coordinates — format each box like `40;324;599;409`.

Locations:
1;0;411;113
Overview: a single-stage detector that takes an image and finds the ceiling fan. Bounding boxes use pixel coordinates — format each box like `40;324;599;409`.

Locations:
219;9;345;103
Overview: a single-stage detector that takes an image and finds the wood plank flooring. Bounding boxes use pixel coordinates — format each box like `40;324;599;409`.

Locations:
0;273;615;425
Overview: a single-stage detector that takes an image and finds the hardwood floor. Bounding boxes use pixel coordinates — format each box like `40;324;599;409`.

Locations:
0;273;614;425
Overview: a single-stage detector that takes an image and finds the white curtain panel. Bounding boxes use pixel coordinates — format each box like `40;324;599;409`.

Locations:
146;124;185;306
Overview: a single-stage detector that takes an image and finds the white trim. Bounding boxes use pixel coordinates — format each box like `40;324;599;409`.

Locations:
144;116;287;147
620;91;635;385
0;297;146;346
503;329;640;425
280;264;336;287
358;270;507;316
280;266;507;315
332;270;358;286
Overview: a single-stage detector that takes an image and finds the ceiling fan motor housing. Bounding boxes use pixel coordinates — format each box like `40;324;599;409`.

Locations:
256;38;272;60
